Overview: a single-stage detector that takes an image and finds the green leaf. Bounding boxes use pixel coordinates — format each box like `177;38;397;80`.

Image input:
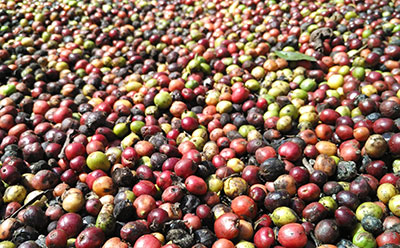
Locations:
274;51;317;62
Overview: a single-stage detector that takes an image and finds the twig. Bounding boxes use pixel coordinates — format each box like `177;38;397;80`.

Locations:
6;189;53;221
58;129;76;159
349;44;368;59
310;232;321;247
222;173;240;181
302;157;315;174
